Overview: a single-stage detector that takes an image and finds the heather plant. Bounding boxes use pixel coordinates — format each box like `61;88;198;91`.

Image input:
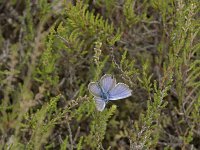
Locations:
0;0;199;150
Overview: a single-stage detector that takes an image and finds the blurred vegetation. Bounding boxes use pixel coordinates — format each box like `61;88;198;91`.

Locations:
0;0;200;149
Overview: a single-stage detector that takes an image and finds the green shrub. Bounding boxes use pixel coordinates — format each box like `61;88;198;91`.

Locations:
0;0;199;149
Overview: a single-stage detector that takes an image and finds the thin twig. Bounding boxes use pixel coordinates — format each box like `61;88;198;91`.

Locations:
109;47;134;87
67;122;73;150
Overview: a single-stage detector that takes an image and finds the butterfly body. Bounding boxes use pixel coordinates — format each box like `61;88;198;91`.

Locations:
97;83;109;101
88;74;132;111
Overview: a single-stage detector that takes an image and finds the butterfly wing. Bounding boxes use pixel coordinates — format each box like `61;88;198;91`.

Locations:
109;83;132;100
94;97;106;111
100;74;116;93
88;82;102;97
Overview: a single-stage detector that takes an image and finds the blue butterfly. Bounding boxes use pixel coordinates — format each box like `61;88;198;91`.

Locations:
88;74;132;111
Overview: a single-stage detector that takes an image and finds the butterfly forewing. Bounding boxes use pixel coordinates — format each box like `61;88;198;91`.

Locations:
88;82;102;97
100;74;116;93
109;83;132;100
94;97;106;111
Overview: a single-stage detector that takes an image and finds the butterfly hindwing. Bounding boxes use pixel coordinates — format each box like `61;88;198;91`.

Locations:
109;83;132;100
94;97;106;111
100;74;116;93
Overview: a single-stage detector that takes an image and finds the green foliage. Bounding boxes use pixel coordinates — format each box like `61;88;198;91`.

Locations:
123;0;140;26
138;60;153;95
130;62;173;149
0;0;200;149
36;26;59;86
25;95;61;149
86;105;116;149
63;1;121;46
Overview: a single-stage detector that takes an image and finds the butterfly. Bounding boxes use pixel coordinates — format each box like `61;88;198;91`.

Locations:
88;74;132;111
